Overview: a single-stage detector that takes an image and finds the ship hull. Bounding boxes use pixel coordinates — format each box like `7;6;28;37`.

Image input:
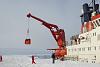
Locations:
67;26;100;63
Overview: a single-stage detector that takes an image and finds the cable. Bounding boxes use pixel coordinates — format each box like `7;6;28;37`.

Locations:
26;19;30;39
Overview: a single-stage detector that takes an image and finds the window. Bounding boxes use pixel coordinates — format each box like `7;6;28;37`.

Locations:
99;46;100;50
96;20;100;26
92;61;95;63
93;33;94;36
88;47;91;51
78;48;81;51
95;32;96;36
92;21;97;28
82;48;85;51
99;19;100;23
93;32;96;36
81;16;84;23
68;49;70;51
94;46;96;50
97;34;100;40
94;56;96;58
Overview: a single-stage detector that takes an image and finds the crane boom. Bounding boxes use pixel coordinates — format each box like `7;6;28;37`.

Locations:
27;13;58;30
27;13;67;48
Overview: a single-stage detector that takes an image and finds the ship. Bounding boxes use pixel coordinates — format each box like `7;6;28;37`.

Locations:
66;0;100;63
25;0;100;63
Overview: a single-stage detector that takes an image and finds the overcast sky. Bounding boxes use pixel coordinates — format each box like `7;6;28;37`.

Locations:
0;0;99;54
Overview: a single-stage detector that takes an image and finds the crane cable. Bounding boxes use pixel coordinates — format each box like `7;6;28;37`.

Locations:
26;19;30;39
24;18;31;45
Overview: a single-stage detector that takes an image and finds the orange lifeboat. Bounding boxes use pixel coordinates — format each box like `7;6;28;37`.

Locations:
81;21;94;33
86;21;94;31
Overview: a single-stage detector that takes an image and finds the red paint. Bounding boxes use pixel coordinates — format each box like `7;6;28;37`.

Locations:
92;14;100;20
86;21;94;31
25;39;31;44
81;21;94;33
27;13;67;59
52;48;67;58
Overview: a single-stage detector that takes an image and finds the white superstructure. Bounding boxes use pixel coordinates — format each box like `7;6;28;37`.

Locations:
66;0;100;63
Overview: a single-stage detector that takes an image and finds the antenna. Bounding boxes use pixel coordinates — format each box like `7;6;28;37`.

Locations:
92;0;95;11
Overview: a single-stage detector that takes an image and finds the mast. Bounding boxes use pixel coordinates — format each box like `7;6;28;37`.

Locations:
92;0;95;12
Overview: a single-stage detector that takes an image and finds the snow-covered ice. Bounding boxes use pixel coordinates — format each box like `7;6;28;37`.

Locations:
0;55;100;67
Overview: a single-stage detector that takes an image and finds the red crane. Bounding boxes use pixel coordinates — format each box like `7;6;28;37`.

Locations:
27;13;67;61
